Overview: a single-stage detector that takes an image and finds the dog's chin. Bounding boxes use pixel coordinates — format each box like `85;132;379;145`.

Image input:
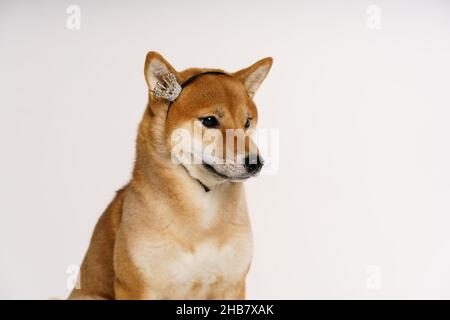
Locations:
202;163;253;182
179;161;254;190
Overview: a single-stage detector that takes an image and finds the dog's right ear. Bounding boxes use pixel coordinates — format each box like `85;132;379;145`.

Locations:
144;51;179;94
233;57;273;98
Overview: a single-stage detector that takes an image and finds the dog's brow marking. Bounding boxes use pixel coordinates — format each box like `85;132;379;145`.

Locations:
217;107;225;119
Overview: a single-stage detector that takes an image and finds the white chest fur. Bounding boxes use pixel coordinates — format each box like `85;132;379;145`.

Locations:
133;232;253;299
169;239;252;286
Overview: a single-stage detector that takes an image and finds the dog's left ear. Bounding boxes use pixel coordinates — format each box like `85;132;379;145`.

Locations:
233;57;273;98
144;51;179;94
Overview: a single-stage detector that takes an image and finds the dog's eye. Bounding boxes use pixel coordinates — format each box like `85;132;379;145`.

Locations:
200;116;219;128
244;118;251;129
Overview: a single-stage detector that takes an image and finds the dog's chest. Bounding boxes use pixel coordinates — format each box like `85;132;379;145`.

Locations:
135;233;253;298
130;187;252;298
168;239;252;286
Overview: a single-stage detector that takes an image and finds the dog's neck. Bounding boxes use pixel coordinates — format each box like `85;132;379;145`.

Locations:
178;164;210;192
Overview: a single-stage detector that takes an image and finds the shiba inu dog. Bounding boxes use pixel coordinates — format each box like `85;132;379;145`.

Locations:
68;51;272;299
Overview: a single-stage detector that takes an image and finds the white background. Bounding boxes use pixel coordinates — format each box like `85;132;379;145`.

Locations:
1;0;450;299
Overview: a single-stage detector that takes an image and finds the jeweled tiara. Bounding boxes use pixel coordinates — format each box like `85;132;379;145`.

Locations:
152;73;182;102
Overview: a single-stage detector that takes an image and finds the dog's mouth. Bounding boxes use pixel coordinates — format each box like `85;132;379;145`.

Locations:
202;162;252;181
202;163;229;179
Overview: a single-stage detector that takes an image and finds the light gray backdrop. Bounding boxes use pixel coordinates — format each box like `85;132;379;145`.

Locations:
1;0;450;299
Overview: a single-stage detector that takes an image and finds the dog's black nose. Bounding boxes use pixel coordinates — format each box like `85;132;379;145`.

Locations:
244;154;264;174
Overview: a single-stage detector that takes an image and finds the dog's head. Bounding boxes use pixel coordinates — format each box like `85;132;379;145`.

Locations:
144;52;272;188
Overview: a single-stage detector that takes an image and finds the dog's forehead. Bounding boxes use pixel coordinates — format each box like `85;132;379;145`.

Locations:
182;75;249;112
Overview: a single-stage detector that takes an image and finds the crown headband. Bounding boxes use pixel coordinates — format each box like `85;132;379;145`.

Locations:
152;73;182;102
